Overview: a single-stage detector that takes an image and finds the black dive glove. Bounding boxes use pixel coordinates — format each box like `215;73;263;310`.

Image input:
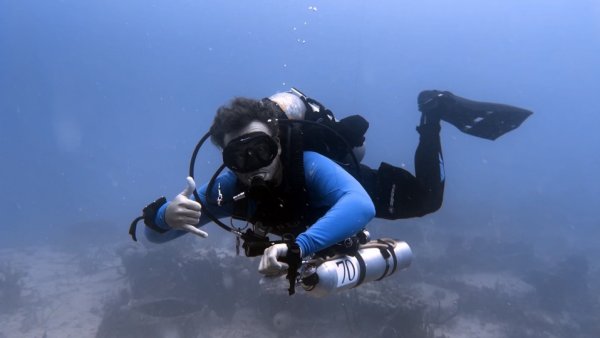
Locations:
128;196;168;241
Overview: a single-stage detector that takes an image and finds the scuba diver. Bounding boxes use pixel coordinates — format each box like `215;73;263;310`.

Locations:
130;88;532;295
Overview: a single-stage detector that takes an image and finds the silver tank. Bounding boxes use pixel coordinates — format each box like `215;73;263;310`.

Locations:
300;239;412;297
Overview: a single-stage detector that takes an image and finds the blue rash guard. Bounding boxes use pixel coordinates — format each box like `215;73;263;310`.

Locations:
145;151;375;257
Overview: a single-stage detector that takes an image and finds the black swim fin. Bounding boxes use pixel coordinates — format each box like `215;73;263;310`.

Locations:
418;90;533;140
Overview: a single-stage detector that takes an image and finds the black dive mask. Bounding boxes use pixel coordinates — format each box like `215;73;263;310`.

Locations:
222;131;278;173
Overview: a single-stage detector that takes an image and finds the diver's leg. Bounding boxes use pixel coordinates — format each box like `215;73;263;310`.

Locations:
356;94;445;219
366;90;531;220
414;121;445;214
418;90;533;140
365;111;445;220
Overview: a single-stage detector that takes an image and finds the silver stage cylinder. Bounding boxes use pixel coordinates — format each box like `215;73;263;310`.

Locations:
301;239;412;297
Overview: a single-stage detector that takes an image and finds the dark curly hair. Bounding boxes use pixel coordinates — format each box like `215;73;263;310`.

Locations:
210;97;281;148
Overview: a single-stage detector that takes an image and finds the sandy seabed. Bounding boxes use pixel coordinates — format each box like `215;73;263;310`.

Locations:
0;240;597;338
0;246;125;338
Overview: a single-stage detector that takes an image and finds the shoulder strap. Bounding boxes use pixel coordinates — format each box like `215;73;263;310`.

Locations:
282;123;305;192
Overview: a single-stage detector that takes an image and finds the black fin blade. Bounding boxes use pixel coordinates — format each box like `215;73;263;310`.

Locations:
447;102;533;140
419;90;533;141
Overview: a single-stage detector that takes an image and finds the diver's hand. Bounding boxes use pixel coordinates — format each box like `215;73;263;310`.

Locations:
259;243;289;276
165;177;208;238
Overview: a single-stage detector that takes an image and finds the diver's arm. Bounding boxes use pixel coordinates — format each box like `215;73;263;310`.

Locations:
295;152;375;256
144;172;237;243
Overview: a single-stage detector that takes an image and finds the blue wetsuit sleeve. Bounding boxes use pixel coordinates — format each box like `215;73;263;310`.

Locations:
144;171;238;243
295;152;375;256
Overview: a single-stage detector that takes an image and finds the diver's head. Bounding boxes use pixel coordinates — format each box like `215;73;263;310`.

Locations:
210;97;280;148
211;98;283;186
269;92;306;120
223;121;283;186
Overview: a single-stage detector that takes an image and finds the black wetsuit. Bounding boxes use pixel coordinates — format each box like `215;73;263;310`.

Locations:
303;109;444;220
358;122;444;219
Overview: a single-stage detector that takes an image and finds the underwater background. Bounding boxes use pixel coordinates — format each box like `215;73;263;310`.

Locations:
1;0;599;337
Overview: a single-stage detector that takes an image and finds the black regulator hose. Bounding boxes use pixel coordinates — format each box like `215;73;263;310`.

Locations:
188;131;241;236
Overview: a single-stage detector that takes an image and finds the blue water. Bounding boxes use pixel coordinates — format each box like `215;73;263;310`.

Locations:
1;0;599;335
